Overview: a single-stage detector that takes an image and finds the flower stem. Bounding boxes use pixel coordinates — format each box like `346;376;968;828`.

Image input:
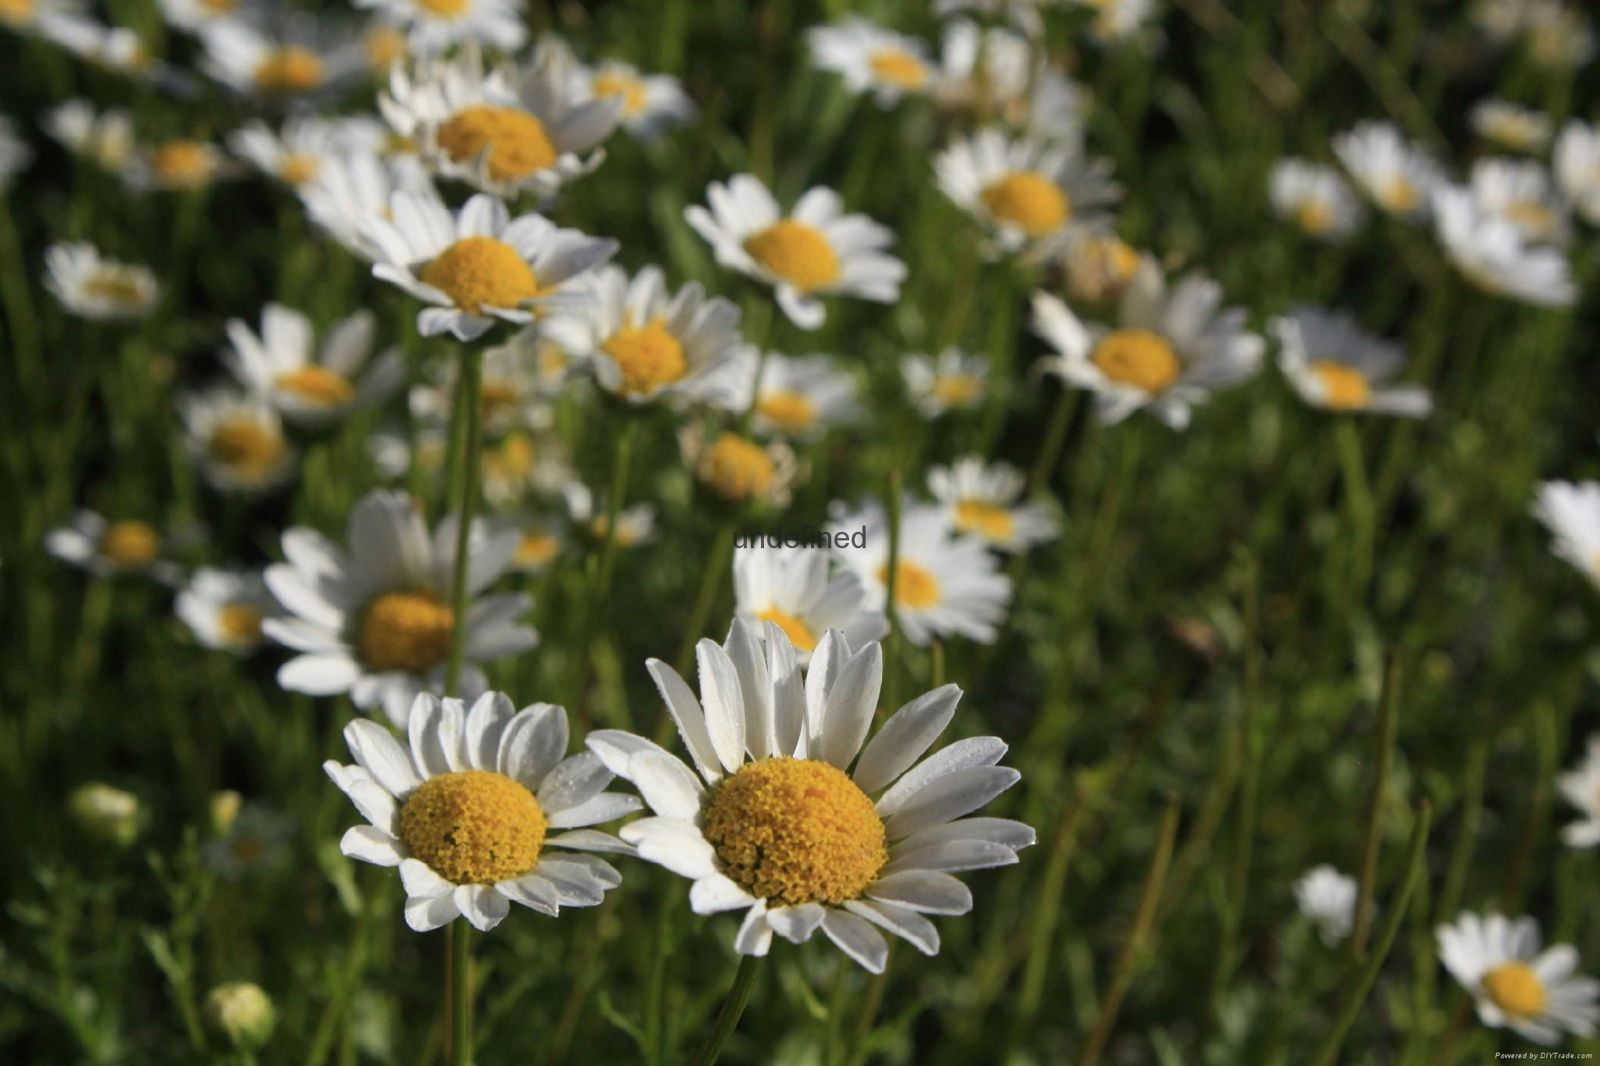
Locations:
445;346;484;696
670;519;736;679
1347;647;1402;962
447;920;474;1066
573;415;637;719
691;954;761;1066
1333;419;1374;603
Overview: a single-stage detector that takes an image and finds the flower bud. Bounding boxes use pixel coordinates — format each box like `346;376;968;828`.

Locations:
68;783;140;846
203;981;275;1050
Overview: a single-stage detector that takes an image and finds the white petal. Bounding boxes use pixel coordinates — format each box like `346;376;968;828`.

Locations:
875;737;1009;816
399;857;452;898
536;751;611;814
499;875;561;916
691;874;757;914
340;825;404;867
498;703;569;791
725;619;776;759
696;639;748;773
766;902;826;944
866;870;973;915
627;750;706;819
890;817;1037;856
278;653;361;696
852;684;961;793
455;884;510;931
546;792;642;829
645;657;722;783
543;828;636;855
820;908;888;972
883;766;1021;838
734;900;774;956
463;691;516;771
405;892;460;932
343;718;422;797
408;693;462;777
816;642;883;769
885;839;1020;874
620;816;719;879
844;899;940;956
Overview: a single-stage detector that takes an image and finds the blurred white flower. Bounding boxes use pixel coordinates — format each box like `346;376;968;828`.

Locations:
1558;737;1600;848
1553;120;1600;227
355;0;527;56
225;304;404;429
1532;479;1600;589
181;387;299;496
902;348;988;419
46;510;182;583
1333;120;1445;220
807;17;934;107
1437;912;1600;1045
1293;865;1360;946
928;458;1058;552
1431;185;1575;307
1268;158;1364;241
45;241;159;320
1470;99;1552;153
178;567;279;655
42;99;133;172
1272;307;1430;418
1467;157;1570;246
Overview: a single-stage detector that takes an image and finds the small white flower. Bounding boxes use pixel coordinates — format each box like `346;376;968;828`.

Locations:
1558;737;1600;848
1437;912;1600;1045
1268;158;1364;241
199;19;358;97
38;17;165;81
503;516;564;574
727;350;863;440
732;545;887;662
44;241;159;320
229;116;384;189
901;348;988;418
581;59;696;139
1554;119;1600;227
1293;865;1361;946
298;150;439;260
225;304;404;429
123;138;234;193
177;567;279;655
409;328;554;435
1333;120;1445;219
354;0;527;57
1533;479;1600;590
45;510;182;583
202;804;292;880
928;458;1058;552
681;428;800;508
1522;0;1597;70
1074;0;1161;44
1468;158;1571;246
1432;185;1576;307
1470;99;1552;153
807;17;934;107
42;99;134;172
1272;307;1430;418
562;482;655;548
181;387;299;495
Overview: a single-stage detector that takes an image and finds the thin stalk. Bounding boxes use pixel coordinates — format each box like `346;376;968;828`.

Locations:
842;959;890;1066
1500;699;1557;913
670;519;736;678
1348;648;1403;961
447;921;473;1066
883;473;903;713
1436;734;1488;922
691;954;762;1066
0;197;40;398
444;347;484;696
574;416;637;717
1027;387;1079;496
1333;420;1375;601
1013;781;1089;1033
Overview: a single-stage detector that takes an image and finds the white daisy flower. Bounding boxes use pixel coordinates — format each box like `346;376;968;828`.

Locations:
1523;0;1597;69
1268;158;1365;241
38;17;166;81
1470;99;1552;153
45;510;182;583
1533;480;1600;590
1432;185;1576;307
44;241;159;320
369;423;449;483
830;501;1012;647
380;43;621;200
541;264;742;407
298;150;439;260
1558;737;1600;848
901;348;989;419
1437;912;1600;1045
0;115;32;190
1057;229;1144;304
363;190;617;342
1272;307;1430;418
225;304;404;429
42;99;134;173
934;0;1047;36
732;545;887;661
504;516;564;574
1554;120;1600;227
155;0;252;32
262;490;537;725
1076;0;1161;44
123;137;233;193
588;621;1034;972
1332;120;1446;220
354;0;526;57
325;690;638;932
199;19;357;97
0;0;83;33
1030;260;1264;429
1468;158;1571;246
1293;865;1361;946
229;116;384;189
480;427;570;510
685;174;906;330
202;803;291;880
806;17;934;107
180;387;299;496
177;567;278;655
582;60;695;139
409;329;553;435
935;128;1119;259
731;350;862;440
928;458;1058;552
681;428;800;508
933;21;1035;124
562;482;656;548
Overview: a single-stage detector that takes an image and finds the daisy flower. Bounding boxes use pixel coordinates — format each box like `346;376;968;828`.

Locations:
1030;260;1264;429
225;304;404;429
563;483;655;548
181;387;299;496
1468;158;1571;246
934;0;1047;36
199;19;357;98
363;190;617;342
44;241;159;320
354;0;526;57
806;17;935;107
1470;99;1552;153
42;100;134;173
732;545;887;660
927;458;1058;552
0;0;83;33
933;21;1037;126
588;621;1033;972
1523;0;1596;69
262;490;537;725
37;17;165;82
1294;865;1360;947
1272;307;1431;418
298;150;439;259
504;516;564;574
155;0;252;32
1432;185;1576;307
123;137;232;193
681;428;800;508
1554;120;1600;227
1533;480;1600;589
177;567;278;655
45;510;182;583
325;691;638;931
1076;0;1161;44
480;427;569;510
229;117;384;190
1332;120;1445;220
830;501;1012;646
1268;158;1365;241
202;803;291;880
733;351;862;440
1437;912;1600;1045
541;264;742;407
935;128;1119;259
410;330;552;435
1558;737;1600;848
1056;230;1143;304
582;59;695;139
901;348;988;418
685;174;906;330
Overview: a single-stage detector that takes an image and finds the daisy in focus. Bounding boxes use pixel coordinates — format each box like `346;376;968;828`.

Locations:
1272;307;1431;418
685;174;906;330
1431;185;1576;307
928;458;1058;552
806;17;934;107
1470;99;1552;153
901;348;988;419
42;100;133;172
325;691;637;931
46;510;182;583
262;490;537;725
177;567;278;655
1332;120;1445;219
1532;479;1600;589
732;545;887;659
363;190;617;341
225;304;404;429
588;621;1033;972
1268;158;1364;241
44;241;159;320
355;0;527;57
1030;260;1264;429
1293;865;1360;947
180;388;299;496
681;429;799;508
1557;736;1600;847
1436;912;1600;1045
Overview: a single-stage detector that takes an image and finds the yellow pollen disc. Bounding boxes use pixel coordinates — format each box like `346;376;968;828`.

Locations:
152;141;213;187
83;271;147;309
275;366;354;408
480;378;520;423
592;71;648;117
980;170;1069;238
954;500;1015;543
419;236;541;314
1378;177;1419;213
358;591;454;674
743;220;840;292
436;105;557;184
416;0;469;17
702;757;887;906
279;153;320;186
209;418;285;481
755;607;817;652
1480;962;1547;1020
218;603;265;643
701;434;776;501
868;49;927;90
757;389;816;432
0;0;36;25
932;374;980;407
515;532;559;568
254;47;325;93
1295;199;1334;234
602;318;687;396
1309;361;1371;410
397;770;546;884
365;26;406;68
1091;328;1180;393
101;520;160;567
879;559;941;610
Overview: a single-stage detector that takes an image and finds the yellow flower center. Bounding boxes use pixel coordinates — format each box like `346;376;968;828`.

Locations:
153;141;213;187
1378;176;1419;213
879;560;941;610
700;434;776;501
514;531;559;568
932;373;981;408
357;591;455;674
254;47;325;93
743;220;840;292
1309;361;1372;410
592;71;648;118
702;757;887;906
419;236;542;314
1480;962;1547;1020
101;520;160;567
483;431;535;485
279;153;320;186
275;366;354;409
1091;329;1180;393
868;48;927;90
435;105;557;184
0;0;36;26
397;770;546;884
954;500;1015;543
83;271;147;310
365;25;407;69
1505;200;1555;238
980;171;1069;238
208;418;285;481
218;603;265;644
601;318;687;396
756;389;816;432
755;607;816;652
416;0;469;17
1295;199;1334;234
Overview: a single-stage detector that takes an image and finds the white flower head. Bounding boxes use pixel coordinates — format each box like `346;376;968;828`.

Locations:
38;17;169;82
177;567;279;655
45;510;183;583
727;350;863;440
1470;99;1552;153
1523;0;1597;69
1555;120;1600;227
1432;185;1576;307
229;116;385;189
1558;737;1600;848
225;304;404;429
901;348;989;418
1293;865;1361;946
43;100;134;172
1437;912;1600;1045
1468;158;1571;247
928;458;1058;551
298;150;439;260
354;0;527;57
582;59;696;139
409;327;553;435
199;19;359;98
733;545;888;662
562;482;656;548
680;428;800;508
589;620;1034;972
1268;158;1364;241
807;17;934;107
1533;480;1600;590
202;803;292;880
123;137;234;193
1075;0;1161;44
1332;120;1446;219
181;387;299;496
44;241;159;320
1272;307;1430;418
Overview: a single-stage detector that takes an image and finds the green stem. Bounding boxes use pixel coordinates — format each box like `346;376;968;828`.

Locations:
691;954;761;1066
0;196;40;398
1333;419;1374;603
1348;648;1402;962
1027;387;1079;496
445;347;484;696
671;519;736;678
575;416;638;718
447;921;473;1066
